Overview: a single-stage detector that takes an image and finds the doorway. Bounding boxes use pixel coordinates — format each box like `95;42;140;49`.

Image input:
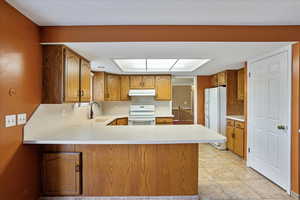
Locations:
172;76;194;124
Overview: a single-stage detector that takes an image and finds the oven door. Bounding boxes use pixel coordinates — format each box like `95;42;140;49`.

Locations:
128;118;155;125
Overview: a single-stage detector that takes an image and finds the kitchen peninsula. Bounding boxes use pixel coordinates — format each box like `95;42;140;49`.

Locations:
24;105;225;199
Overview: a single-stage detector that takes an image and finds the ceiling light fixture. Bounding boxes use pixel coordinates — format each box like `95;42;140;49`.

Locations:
113;58;210;72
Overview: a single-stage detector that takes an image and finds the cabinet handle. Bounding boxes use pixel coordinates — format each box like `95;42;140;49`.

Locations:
75;164;80;172
81;90;84;97
232;133;235;138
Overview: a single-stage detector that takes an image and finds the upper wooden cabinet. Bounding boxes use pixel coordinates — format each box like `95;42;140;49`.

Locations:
80;59;91;102
142;76;155;88
42;153;81;196
120;75;130;101
217;71;226;86
105;74;121;101
42;45;91;103
93;72;105;102
64;49;80;102
211;74;218;87
237;68;245;101
130;75;155;89
93;73;171;101
155;75;172;100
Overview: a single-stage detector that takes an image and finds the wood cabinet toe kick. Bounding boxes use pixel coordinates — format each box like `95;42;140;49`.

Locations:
41;144;198;197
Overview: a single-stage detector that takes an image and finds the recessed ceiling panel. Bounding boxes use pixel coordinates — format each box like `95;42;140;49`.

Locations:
114;59;146;72
171;59;210;72
147;59;177;72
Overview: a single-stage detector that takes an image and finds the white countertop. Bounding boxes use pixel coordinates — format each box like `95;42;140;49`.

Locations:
226;115;245;122
23;105;226;145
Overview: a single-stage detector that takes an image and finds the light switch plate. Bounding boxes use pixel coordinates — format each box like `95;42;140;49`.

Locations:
17;113;27;125
5;115;16;127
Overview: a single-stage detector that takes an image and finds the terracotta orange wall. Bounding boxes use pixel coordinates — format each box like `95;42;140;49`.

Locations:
0;1;42;200
291;43;300;195
197;76;212;125
40;25;300;43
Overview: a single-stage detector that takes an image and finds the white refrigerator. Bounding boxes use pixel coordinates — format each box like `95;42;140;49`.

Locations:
205;87;227;150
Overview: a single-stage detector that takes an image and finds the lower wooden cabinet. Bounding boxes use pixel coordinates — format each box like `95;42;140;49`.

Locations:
107;118;128;126
42;152;81;196
156;117;173;125
116;118;128;125
226;119;245;157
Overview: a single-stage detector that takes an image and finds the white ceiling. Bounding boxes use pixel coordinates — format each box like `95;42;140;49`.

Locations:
61;42;291;75
6;0;300;26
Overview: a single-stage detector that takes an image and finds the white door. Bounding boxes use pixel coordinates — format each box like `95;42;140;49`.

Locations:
248;48;291;192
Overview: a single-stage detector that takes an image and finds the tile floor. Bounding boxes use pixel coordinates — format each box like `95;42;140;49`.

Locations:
198;144;295;200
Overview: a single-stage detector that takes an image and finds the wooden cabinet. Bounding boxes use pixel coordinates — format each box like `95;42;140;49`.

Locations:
156;117;173;125
93;73;129;102
237;68;245;101
42;45;91;103
234;127;244;157
211;72;226;87
93;72;105;101
64;49;80;102
142;76;155;88
42;153;81;196
105;74;121;101
80;59;91;102
130;75;155;89
107;118;128;125
120;76;130;101
155;75;172;100
93;73;172;101
217;71;226;86
211;74;218;87
116;118;128;125
226;119;245;157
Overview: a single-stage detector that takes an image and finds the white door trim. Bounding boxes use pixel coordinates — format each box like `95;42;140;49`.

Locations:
246;45;292;194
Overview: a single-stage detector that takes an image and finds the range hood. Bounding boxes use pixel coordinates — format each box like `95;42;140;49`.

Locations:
128;89;156;96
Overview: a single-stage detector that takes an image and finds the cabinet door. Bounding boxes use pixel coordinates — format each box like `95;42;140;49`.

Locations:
226;126;234;151
93;72;105;101
42;153;81;196
116;118;128;125
105;74;120;101
237;68;245;101
130;76;143;89
211;74;218;87
120;76;130;101
234;128;244;157
80;59;91;102
155;76;171;100
64;49;80;102
142;76;155;88
156;117;173;125
217;72;226;86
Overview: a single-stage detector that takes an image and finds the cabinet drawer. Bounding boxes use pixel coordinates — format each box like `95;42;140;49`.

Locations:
226;119;235;127
235;121;245;129
156;117;173;124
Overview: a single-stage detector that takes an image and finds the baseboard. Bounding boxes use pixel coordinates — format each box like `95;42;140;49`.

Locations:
40;195;199;200
291;191;300;199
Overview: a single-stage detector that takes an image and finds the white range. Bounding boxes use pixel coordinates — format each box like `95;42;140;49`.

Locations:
128;105;156;125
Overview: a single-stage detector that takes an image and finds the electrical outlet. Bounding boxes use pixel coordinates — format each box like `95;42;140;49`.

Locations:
5;115;16;127
17;113;27;125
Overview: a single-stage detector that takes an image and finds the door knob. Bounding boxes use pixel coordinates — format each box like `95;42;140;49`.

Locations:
277;125;287;130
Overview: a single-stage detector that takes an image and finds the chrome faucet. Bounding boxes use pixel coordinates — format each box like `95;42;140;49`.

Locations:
89;102;100;119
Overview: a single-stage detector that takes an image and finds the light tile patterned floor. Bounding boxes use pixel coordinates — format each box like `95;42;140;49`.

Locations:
198;144;295;200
